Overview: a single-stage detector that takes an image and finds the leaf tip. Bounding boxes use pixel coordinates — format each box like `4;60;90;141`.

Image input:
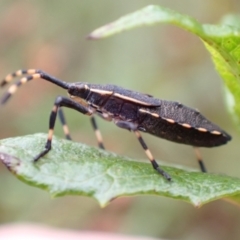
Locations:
193;201;202;208
0;151;21;174
88;23;116;39
86;33;97;40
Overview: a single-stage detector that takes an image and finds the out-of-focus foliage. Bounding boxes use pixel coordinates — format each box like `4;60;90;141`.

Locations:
90;5;240;128
0;1;240;240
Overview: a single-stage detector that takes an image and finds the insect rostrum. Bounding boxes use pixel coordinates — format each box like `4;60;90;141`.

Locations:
0;69;231;181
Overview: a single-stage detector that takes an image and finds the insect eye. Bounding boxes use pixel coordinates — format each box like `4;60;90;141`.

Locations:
68;84;89;99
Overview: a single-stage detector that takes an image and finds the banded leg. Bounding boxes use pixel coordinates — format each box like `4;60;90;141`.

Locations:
58;109;105;149
1;69;69;104
115;120;171;181
134;131;171;181
58;108;72;140
194;147;207;172
34;96;92;162
90;116;105;149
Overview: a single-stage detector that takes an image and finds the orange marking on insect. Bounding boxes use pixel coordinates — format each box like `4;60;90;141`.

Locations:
52;105;58;113
63;124;70;136
84;84;90;90
102;112;110;119
32;73;41;79
8;84;18;94
181;123;191;128
16;70;23;76
139;109;159;117
211;130;221;135
197;127;207;132
139;109;148;113
91;88;113;95
20;77;28;84
194;147;202;162
150;112;159;118
27;69;37;74
47;129;54;141
135;130;140;138
165;118;175;124
145;149;154;161
95;129;104;144
5;74;13;82
114;93;154;106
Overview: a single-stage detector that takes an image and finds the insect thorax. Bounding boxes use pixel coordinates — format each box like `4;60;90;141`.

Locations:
68;82;90;107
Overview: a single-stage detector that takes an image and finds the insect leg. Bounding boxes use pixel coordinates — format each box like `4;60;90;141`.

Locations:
194;147;207;172
58;109;105;148
115;120;171;181
34;96;92;162
58;108;72;140
90;116;105;149
134;131;171;181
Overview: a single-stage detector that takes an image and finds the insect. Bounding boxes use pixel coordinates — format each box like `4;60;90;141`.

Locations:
0;69;231;181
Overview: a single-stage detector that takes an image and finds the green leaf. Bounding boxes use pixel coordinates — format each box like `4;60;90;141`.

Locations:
0;133;240;207
89;5;240;126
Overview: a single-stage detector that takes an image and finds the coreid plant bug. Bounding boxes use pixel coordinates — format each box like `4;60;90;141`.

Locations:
0;69;231;181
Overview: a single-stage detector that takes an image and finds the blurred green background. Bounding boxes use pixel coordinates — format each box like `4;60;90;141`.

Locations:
0;1;240;239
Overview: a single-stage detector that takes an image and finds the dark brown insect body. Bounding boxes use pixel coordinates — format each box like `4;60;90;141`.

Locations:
138;101;230;147
71;83;230;147
0;69;231;181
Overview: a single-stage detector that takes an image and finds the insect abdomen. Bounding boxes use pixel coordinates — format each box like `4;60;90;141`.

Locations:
138;100;231;147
